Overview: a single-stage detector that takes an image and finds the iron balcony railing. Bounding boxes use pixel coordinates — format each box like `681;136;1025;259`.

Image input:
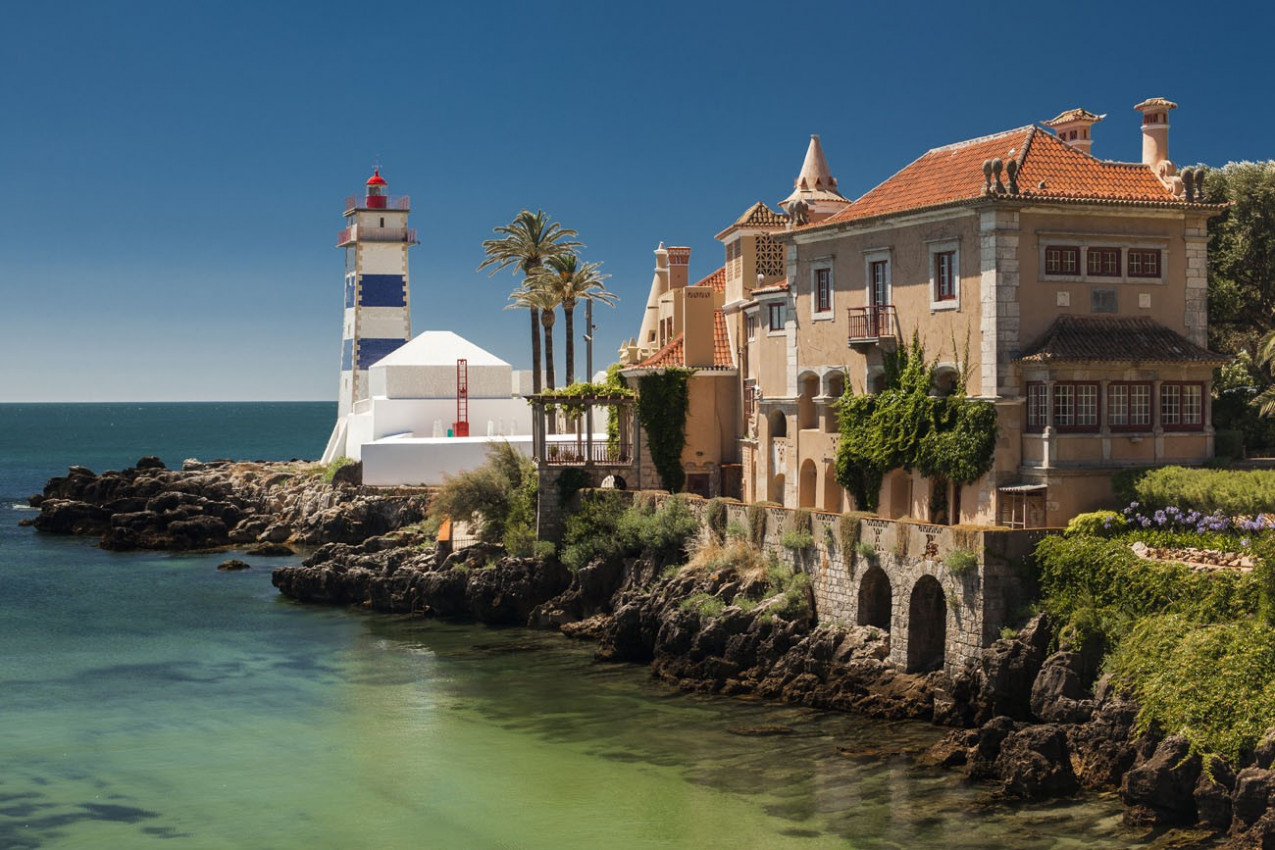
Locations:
343;195;411;214
336;225;418;247
847;305;897;344
543;441;633;466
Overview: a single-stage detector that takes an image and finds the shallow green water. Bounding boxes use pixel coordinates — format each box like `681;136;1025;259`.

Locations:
0;403;1161;848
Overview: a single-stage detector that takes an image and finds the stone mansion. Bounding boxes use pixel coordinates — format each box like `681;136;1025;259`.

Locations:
616;98;1227;528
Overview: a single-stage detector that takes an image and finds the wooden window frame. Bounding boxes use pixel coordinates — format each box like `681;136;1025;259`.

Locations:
1026;382;1049;433
1108;381;1153;431
1128;248;1162;278
1045;245;1080;276
1053;381;1101;433
813;267;832;316
1161;382;1205;431
768;302;785;333
1086;247;1121;277
935;251;956;301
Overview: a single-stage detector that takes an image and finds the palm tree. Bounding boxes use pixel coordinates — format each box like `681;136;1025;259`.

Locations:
530;253;616;386
507;281;563;391
478;210;581;395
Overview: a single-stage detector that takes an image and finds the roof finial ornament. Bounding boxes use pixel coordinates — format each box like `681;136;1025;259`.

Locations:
1181;168;1196;202
785;199;810;229
991;158;1005;194
982;159;994;194
1006;159;1020;195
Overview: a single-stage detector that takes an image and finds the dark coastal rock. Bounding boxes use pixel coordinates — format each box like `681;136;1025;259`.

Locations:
33;499;112;535
1122;735;1202;825
951;614;1052;725
967;715;1019;780
329;460;362;487
1194;758;1236;830
217;559;251;572
1233;768;1275;831
1030;651;1095;724
1066;685;1139;789
135;456;166;470
1256;729;1275;770
246;542;295;557
993;724;1079;799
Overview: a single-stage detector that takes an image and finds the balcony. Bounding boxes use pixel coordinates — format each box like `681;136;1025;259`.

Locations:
336;225;418;247
847;305;897;345
344;195;411;214
543;441;633;466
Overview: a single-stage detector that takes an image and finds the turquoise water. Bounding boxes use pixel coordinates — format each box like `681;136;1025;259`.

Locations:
0;404;1156;848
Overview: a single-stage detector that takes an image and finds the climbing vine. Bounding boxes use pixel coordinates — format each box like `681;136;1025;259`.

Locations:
834;335;997;512
637;368;693;492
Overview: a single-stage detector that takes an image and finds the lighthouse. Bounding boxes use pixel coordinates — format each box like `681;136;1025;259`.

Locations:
322;169;417;463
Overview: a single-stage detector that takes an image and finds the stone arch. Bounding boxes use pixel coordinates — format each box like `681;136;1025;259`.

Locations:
798;458;817;508
907;575;947;672
932;364;960;397
857;566;892;631
797;373;819;430
768;472;785;504
821;461;842;512
823;371;846;433
768;410;788;439
867;366;887;394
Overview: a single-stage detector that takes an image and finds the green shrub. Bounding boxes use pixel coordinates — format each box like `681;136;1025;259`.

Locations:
429;441;536;550
838;512;870;552
561;493;698;571
780;528;815;551
532;540;557;560
1065;510;1124;538
680;592;726;620
854;540;877;562
725;520;747;540
747;503;772;549
705;498;729;543
944;548;978;576
1126;466;1275;516
561;491;630;571
555;467;591;508
1110;614;1275;762
321;456;355;484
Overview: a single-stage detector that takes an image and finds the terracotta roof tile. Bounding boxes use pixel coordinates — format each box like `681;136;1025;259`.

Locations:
751;281;789;296
1017;316;1224;364
815;125;1186;228
693;266;726;293
734;201;788;229
637;334;686;369
712;309;733;367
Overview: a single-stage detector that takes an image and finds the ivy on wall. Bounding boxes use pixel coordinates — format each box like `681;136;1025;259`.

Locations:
637;368;693;492
835;335;997;512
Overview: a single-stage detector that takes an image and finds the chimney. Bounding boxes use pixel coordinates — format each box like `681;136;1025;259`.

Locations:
1134;98;1177;166
667;246;691;290
1042;108;1104;156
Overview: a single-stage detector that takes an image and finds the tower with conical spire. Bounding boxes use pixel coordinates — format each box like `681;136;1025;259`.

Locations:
780;134;850;223
322;168;417;463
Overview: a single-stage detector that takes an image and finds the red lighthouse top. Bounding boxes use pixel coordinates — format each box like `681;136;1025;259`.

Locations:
364;168;388;208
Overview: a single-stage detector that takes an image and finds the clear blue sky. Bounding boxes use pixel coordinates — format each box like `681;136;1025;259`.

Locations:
2;0;1270;401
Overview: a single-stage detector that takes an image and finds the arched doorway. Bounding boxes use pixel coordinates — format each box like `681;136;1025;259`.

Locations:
768;473;785;505
798;373;819;430
824;372;845;432
798;459;817;508
907;576;946;672
856;566;892;631
822;461;842;512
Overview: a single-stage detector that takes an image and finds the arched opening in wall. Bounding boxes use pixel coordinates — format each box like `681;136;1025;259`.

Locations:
768;473;786;505
798;459;817;508
822;461;842;512
857;566;892;631
867;367;887;395
768;410;788;439
932;365;960;398
907;575;947;672
824;372;845;433
797;373;819;430
928;476;950;525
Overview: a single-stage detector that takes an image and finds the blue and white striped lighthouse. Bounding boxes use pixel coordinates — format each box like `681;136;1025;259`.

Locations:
322;169;416;462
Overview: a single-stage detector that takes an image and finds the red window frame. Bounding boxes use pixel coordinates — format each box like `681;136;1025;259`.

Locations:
1053;382;1101;433
1087;247;1121;277
935;251;956;301
768;303;784;332
815;268;831;313
1161;382;1205;431
1128;249;1161;278
1045;246;1079;275
1107;382;1153;431
1026;383;1049;433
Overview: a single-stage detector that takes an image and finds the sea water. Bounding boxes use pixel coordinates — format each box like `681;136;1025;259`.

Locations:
0;403;1159;848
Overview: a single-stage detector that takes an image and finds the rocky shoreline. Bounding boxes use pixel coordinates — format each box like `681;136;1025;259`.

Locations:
25;460;1275;847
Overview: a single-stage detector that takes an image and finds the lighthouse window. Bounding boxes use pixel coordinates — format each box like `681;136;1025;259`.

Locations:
380;217;385;228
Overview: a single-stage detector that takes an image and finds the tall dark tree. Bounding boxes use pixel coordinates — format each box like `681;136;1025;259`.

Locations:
478;210;581;394
529;253;616;385
1202;161;1275;354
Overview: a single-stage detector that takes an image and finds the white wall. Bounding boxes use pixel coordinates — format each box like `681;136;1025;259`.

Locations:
362;435;535;486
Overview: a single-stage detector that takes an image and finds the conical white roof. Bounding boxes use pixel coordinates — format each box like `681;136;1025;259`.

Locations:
370;331;509;369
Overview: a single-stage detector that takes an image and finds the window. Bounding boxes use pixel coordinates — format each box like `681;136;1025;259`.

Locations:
1128;249;1161;278
1053;382;1099;432
1091;288;1118;313
1087;247;1121;277
870;260;889;306
1108;382;1152;430
934;251;956;301
1045;246;1079;275
746;313;756;341
1161;382;1204;430
768;303;785;332
1026;383;1049;433
814;267;832;314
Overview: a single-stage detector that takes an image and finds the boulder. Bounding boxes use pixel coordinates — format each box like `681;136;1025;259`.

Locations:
217;559;251;572
968;715;1019;780
1194;758;1236;830
1030;651;1095;724
135;456;166;470
1121;735;1201;825
993;724;1080;799
246;542;295;557
1233;767;1275;831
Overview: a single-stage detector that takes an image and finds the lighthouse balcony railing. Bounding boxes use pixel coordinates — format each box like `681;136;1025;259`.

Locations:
336;225;418;247
543;441;633;467
344;195;411;214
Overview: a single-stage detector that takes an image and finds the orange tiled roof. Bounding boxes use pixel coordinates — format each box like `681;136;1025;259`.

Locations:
1018;316;1224;364
634;311;734;370
693;266;726;293
813;125;1192;228
752;280;789;296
